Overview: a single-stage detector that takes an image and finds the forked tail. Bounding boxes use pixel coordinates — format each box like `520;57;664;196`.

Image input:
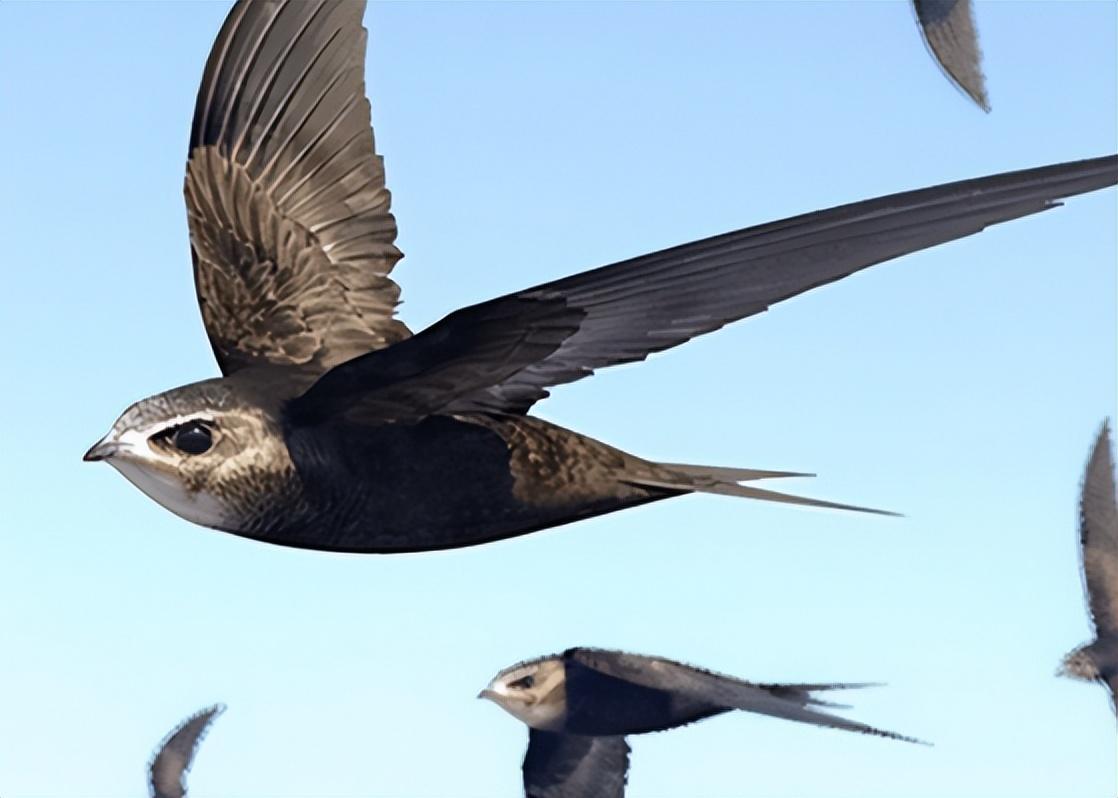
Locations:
730;681;927;745
626;462;899;516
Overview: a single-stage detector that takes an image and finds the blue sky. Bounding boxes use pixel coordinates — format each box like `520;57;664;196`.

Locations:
0;1;1114;796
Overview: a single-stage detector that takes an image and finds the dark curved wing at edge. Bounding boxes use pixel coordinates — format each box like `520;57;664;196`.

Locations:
566;648;923;745
148;704;225;798
1081;421;1118;637
912;0;989;111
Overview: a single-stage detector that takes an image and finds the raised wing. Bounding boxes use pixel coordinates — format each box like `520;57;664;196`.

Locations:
286;155;1117;421
148;704;225;798
567;649;922;744
1081;421;1118;636
523;730;629;798
186;0;409;376
913;0;989;111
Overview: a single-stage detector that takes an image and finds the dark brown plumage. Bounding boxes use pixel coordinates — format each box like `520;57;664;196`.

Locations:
186;0;409;374
84;0;1118;553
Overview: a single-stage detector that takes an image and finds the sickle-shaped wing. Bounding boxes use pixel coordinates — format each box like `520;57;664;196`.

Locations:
912;0;989;111
148;704;225;798
566;649;923;744
1080;421;1118;637
442;155;1114;415
523;730;629;798
287;156;1117;421
187;0;409;376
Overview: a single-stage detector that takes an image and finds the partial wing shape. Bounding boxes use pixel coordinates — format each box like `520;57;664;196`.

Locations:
1081;421;1118;636
148;704;225;798
567;649;922;744
187;0;409;376
449;155;1116;415
913;0;989;111
523;730;629;798
286;297;583;424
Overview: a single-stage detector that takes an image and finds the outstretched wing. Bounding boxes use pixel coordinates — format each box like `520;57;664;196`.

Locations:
421;155;1116;417
567;649;922;744
1081;421;1118;637
912;0;989;111
148;704;225;798
286;155;1116;422
523;730;629;798
186;0;409;376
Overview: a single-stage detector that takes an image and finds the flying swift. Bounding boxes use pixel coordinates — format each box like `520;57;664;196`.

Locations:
1060;421;1118;713
480;647;922;796
148;704;224;798
84;0;1118;553
912;0;989;111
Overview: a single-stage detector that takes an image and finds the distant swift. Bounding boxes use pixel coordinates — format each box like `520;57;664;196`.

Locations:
480;648;923;796
1060;421;1118;712
912;0;989;111
148;704;224;798
84;0;1118;553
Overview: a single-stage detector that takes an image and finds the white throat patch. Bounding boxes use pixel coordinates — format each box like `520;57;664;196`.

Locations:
109;458;228;530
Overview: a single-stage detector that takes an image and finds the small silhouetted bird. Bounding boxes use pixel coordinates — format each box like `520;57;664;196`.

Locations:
84;0;1118;553
148;704;224;798
481;648;922;796
1060;421;1118;712
912;0;989;111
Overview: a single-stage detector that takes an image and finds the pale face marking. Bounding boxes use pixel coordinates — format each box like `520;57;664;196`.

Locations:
91;413;227;529
482;660;568;731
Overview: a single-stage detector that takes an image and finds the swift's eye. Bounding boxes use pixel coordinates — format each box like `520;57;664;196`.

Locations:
172;421;213;455
508;675;535;690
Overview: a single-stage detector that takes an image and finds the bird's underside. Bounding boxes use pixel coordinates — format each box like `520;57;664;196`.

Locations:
230;411;868;553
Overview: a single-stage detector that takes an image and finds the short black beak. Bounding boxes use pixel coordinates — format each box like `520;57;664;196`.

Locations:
83;439;119;462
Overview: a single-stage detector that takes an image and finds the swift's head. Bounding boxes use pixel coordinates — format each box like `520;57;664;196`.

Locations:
479;656;568;730
83;379;288;529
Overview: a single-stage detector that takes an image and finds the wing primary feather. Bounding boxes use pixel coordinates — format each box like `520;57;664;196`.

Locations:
443;155;1115;415
271;85;362;203
192;1;251;149
253;37;350;184
236;0;332;167
217;0;287;150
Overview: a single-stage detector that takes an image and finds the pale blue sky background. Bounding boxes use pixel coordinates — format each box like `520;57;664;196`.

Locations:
0;1;1115;796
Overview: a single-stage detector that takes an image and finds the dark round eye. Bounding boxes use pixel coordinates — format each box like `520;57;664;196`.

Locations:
173;421;213;455
509;675;535;690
